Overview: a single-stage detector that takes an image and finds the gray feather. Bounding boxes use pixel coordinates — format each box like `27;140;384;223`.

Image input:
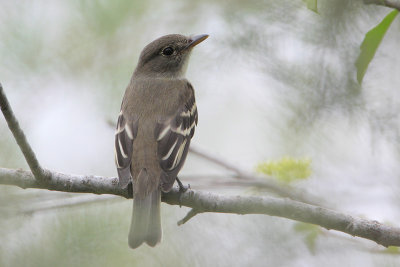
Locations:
115;112;138;188
154;82;197;191
128;170;162;249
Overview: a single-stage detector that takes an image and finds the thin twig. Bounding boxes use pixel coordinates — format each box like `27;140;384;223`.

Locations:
177;208;201;225
0;84;47;180
189;145;245;176
189;145;323;205
20;195;119;215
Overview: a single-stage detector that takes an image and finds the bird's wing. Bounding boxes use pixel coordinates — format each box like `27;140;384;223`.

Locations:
115;110;139;188
154;83;198;191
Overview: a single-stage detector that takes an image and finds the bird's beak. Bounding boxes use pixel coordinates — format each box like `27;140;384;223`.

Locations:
186;34;209;50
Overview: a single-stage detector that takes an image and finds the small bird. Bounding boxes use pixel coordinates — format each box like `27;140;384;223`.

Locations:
114;34;208;249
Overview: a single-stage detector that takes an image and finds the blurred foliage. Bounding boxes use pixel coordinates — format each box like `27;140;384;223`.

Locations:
1;200;136;266
256;157;311;183
293;222;321;253
75;0;147;36
303;0;318;13
356;10;398;84
384;246;400;254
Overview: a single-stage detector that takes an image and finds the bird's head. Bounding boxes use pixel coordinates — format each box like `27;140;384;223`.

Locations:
135;34;208;78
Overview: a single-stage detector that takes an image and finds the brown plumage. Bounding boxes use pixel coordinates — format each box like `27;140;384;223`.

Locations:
114;34;208;249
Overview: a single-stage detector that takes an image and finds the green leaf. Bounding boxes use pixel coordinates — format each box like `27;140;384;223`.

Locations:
355;10;398;84
294;223;321;253
302;0;318;13
256;157;311;183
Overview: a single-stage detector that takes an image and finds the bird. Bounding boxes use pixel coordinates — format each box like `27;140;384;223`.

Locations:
114;34;208;249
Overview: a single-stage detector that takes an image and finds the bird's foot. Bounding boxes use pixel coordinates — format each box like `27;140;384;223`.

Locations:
176;177;190;193
176;177;190;207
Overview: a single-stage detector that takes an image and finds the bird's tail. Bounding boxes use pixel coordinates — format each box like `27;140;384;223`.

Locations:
128;180;161;249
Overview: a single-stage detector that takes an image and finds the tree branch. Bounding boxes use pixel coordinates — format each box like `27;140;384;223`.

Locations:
364;0;400;11
2;85;400;248
1;167;400;247
0;167;126;197
163;189;400;248
0;83;48;181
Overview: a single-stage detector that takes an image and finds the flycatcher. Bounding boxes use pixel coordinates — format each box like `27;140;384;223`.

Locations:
115;34;208;249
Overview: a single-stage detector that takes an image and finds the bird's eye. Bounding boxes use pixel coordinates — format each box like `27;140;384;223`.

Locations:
162;47;174;56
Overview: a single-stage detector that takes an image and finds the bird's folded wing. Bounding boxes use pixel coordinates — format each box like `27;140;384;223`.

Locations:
115;111;138;188
154;83;198;191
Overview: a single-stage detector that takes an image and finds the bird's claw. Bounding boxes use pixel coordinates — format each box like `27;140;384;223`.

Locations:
176;177;190;207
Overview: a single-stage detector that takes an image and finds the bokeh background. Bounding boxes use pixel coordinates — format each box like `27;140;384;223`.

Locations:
1;0;400;266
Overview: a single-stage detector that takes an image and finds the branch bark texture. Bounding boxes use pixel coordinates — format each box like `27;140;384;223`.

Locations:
1;167;400;248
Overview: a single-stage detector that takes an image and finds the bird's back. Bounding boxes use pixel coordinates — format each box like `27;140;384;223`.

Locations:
122;77;192;198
